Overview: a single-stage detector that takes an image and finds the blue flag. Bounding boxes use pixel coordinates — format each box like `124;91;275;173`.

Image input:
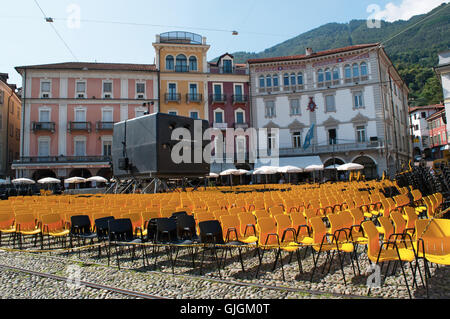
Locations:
303;124;315;150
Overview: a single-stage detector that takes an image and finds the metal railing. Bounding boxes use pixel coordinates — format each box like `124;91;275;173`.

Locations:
232;95;248;104
186;93;203;103
96;122;115;131
68;122;91;132
210;94;227;103
165;93;181;103
208;66;249;75
14;156;112;164
32;122;56;132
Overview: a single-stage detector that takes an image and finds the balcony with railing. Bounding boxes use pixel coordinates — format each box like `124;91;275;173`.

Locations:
32;122;56;133
233;122;249;129
213;122;228;130
165;93;181;103
186;93;203;103
232;95;248;104
68;122;91;133
96;122;115;131
260;140;384;157
209;65;249;75
210;94;227;104
13;156;112;165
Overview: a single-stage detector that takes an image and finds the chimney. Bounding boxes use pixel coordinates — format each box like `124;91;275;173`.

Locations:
306;48;313;56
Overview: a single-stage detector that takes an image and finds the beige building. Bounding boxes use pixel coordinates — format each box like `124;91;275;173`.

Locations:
0;73;21;178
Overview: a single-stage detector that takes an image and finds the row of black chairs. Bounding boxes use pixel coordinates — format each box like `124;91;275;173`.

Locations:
68;213;248;276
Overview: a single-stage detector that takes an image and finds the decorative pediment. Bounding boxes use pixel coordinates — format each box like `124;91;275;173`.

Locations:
264;121;280;129
351;112;370;124
287;119;307;131
322;116;340;128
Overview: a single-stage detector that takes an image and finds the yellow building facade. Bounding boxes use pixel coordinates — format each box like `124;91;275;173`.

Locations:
153;32;210;120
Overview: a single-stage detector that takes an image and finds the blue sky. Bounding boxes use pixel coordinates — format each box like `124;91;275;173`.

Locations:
1;0;447;86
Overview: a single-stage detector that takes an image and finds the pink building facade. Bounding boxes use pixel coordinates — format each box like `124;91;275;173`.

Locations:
14;62;158;180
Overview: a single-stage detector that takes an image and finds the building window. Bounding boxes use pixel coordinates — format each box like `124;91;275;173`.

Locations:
236;136;246;157
166;55;174;70
333;67;340;81
76;81;86;98
344;65;351;79
223;59;233;73
354;91;364;109
325;68;332;82
75;108;86;122
360;62;368;77
15;128;20;140
102;108;113;122
265;101;275;118
290;99;301;115
272;74;279;87
41;81;51;97
136;82;146;98
38;138;50;157
421;112;426;119
190;111;199;119
259;76;265;88
266;75;272;88
297;72;303;85
290;73;296;86
168;111;178;116
283;74;289;86
176;54;188;72
214;110;224;123
103;81;113;98
352;63;360;77
10;124;14;137
356;125;366;143
328;129;337;145
102;139;112;157
74;138;86;156
292;132;302;148
318;69;324;83
235;110;245;124
39;108;50;122
189;56;198;71
268;132;276;150
325;95;336;113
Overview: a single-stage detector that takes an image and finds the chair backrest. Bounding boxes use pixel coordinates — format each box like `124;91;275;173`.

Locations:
95;216;115;239
0;213;14;229
70;215;92;235
274;214;296;243
390;211;406;234
220;215;241;242
155;218;178;243
378;216;394;240
108;218;134;241
176;215;196;240
238;212;256;237
361;221;381;261
256;217;278;246
171;211;188;219
309;216;327;244
403;206;418;230
41;214;64;232
290;213;309;237
198;220;225;244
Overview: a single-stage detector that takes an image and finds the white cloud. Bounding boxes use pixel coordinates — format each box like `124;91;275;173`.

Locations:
373;0;449;22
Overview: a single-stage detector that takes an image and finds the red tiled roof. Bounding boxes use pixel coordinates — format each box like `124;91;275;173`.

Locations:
247;43;380;64
15;62;157;72
409;104;444;114
426;109;446;121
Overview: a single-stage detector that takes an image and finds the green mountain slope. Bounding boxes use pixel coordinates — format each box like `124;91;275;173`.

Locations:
225;3;450;106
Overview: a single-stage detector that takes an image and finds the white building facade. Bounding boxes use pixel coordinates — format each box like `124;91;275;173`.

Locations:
248;44;411;179
436;50;450;142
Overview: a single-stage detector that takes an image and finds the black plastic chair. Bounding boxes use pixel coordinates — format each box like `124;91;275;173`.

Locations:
198;220;246;278
107;219;145;270
69;215;97;256
171;211;188;220
94;216;115;257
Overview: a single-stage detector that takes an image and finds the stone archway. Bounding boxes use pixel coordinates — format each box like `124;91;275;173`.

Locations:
323;158;345;182
68;169;92;179
353;156;378;180
32;170;57;181
96;168;113;179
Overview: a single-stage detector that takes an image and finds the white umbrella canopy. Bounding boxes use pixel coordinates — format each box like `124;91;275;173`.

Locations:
233;169;249;176
12;178;36;185
38;177;61;184
87;176;108;183
338;163;364;171
253;166;279;175
64;177;87;184
325;164;340;170
277;166;304;173
220;169;240;176
208;173;219;178
304;165;324;172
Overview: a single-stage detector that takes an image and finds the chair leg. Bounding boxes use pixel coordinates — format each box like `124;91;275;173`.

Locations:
398;259;412;299
310;250;322;282
296;249;303;274
255;248;265;279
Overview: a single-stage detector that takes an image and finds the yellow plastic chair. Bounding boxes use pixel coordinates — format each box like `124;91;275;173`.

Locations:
41;213;70;249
